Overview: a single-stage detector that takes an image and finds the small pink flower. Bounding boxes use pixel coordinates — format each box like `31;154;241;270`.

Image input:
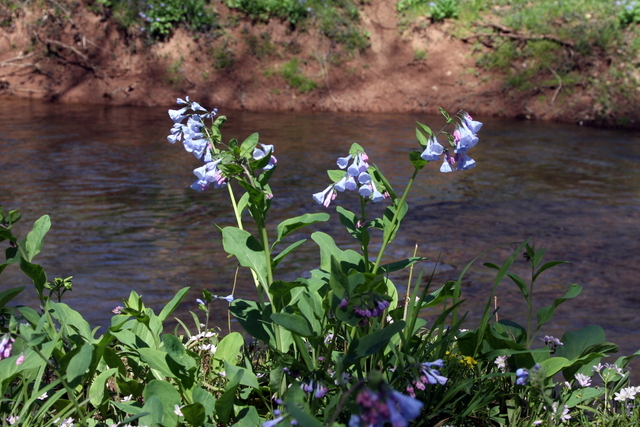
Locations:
112;306;124;315
15;354;25;365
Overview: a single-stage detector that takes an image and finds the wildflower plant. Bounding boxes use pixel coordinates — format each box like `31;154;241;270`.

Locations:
1;100;640;426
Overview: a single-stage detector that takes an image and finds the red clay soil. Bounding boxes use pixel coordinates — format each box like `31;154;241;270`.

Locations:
0;0;633;126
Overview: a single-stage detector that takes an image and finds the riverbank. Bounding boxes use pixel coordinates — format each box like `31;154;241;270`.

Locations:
1;0;639;128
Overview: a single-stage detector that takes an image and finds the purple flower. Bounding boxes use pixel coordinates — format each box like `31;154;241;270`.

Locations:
420;359;448;385
190;159;227;192
541;335;563;352
168;107;189;124
262;416;284;427
112;306;124;315
351;385;423;427
313;184;336;207
253;144;277;170
420;136;444;161
213;294;234;303
516;368;529;385
441;112;482;173
0;335;15;361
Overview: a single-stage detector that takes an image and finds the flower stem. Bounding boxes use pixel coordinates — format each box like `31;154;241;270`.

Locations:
371;167;420;275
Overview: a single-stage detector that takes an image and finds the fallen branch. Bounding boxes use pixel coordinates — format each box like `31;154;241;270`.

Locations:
462;22;575;49
548;67;563;105
0;52;37;66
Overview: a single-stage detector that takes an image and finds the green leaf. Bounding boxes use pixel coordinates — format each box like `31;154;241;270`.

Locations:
382;201;408;245
415;127;429;148
285;401;324;427
555;325;605;360
272;239;307;268
138;348;174;378
182;402;206;426
311;232;363;273
158;287;190;322
224;361;260;389
140;395;166;427
378;257;426;274
143;380;181;427
538;357;570;378
0;286;24;308
21;215;51;262
239;132;259;157
67;342;93;387
416;122;433;138
89;368;118;407
193;386;216;418
214;332;244;365
19;258;47;298
327;169;345;182
215;385;238;425
275;213;329;245
409;151;428;169
534;261;568;281
536;284;582;331
271;312;315;337
232;406;261;427
344;321;406;366
222;227;268;287
229;299;276;346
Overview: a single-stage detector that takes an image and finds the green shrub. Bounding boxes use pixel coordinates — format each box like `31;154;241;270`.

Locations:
280;58;317;93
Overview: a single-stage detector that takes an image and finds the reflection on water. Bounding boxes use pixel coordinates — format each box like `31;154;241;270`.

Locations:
1;99;640;359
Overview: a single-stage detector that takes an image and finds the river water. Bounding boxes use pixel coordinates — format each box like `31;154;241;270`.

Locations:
1;98;639;362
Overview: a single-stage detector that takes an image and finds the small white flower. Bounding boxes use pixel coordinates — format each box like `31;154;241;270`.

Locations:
56;417;76;427
38;391;48;400
6;415;19;425
494;355;508;372
122;394;133;402
575;373;592;387
615;387;639;401
174;405;184;417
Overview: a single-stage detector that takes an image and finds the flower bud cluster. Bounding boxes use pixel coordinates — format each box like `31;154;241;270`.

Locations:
313;150;388;207
340;293;390;319
0;334;15;361
420;111;482;173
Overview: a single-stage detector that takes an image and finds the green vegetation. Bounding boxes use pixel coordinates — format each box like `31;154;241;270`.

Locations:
279;58;317;93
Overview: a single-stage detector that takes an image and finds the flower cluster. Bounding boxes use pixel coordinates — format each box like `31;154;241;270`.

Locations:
532;402;571;425
614;386;640;401
0;334;15;361
420;112;482;173
541;335;563;352
313;148;387;207
418;359;448;386
300;379;328;399
515;368;529;385
349;384;423;427
339;293;390;319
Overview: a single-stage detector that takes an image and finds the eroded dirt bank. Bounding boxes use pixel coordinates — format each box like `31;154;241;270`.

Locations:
0;1;636;127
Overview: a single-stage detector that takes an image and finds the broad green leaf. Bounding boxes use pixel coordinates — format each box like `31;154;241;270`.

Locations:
538;357;570;378
158;287;190;322
21;215;51;262
224;361;260;389
193;386;216;418
566;387;602;407
214;332;244;365
232;406;261;427
143;380;181;427
138;348;174;378
182;402;206;426
215;385;238;425
382;202;408;245
67;342;93;387
239;132;259;157
229;300;276;346
344;321;406;366
311;232;363;273
275;213;329;244
89;368;118;407
0;286;24;308
49;302;95;342
556;326;606;360
409;150;428;169
140;395;166;427
271;312;315;337
222;227;268;287
286;401;324;427
19;258;47;298
327;169;345;182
